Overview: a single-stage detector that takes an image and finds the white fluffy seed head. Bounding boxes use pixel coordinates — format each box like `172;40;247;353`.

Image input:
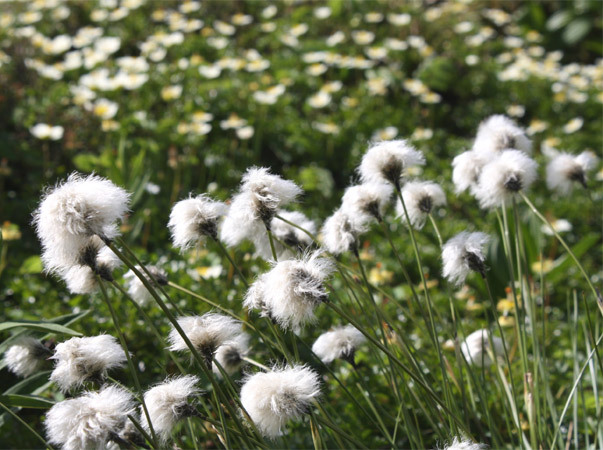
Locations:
50;335;127;392
60;241;121;294
33;173;130;274
474;150;538;209
45;385;135;450
442;231;490;286
240;365;321;438
220;167;303;247
168;194;228;250
452;150;496;194
123;265;167;306
358;139;425;187
244;252;334;332
140;375;201;442
4;337;50;378
443;437;488;450
320;208;362;255
167;314;243;362
311;325;366;364
341;183;393;228
461;329;504;368
254;210;317;261
546;151;598;195
472;114;531;155
398;181;446;229
212;333;251;376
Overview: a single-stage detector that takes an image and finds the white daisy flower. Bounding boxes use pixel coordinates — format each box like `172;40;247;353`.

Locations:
398;181;446;229
474;150;538;209
212;333;250;376
140;375;201;442
311;325;366;364
472;115;532;155
50;335;127;392
123;265;167;306
442;232;490;286
244;252;334;332
168;194;228;250
451;149;497;194
240;365;320;438
254;210;316;261
461;329;504;367
220;167;302;247
30;123;64;140
341;183;393;227
45;385;135;450
167;314;243;364
358;140;425;189
546;151;599;195
4;337;50;378
320;208;361;255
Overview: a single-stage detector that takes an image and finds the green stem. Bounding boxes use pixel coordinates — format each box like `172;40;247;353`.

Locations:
212;236;249;288
428;213;443;248
0;400;53;449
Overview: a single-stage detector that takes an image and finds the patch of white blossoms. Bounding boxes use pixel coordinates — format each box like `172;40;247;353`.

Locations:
123;265;168;306
472;114;531;155
546;151;599;195
312;324;366;364
442;232;490;286
358;139;425;188
168;194;228;249
461;329;505;368
320;207;361;255
4;337;49;378
398;181;446;229
254;210;316;261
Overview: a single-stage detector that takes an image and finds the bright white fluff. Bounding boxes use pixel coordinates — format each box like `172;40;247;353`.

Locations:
451;149;496;194
123;265;167;305
212;333;251;376
443;437;487;450
61;241;121;294
472;114;531;155
45;385;135;450
140;375;201;442
167;314;243;363
240;365;320;438
442;232;490;286
244;252;334;332
50;335;127;392
220;167;303;247
341;183;393;227
474;150;538;209
461;329;504;367
546;151;598;195
33;173;129;274
320;208;361;255
397;181;446;229
312;325;366;364
4;337;49;378
254;210;316;261
168;194;228;249
358;139;425;187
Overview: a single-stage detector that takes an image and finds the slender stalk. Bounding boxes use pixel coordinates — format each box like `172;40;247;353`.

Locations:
266;226;278;261
428;213;443;248
275;213;319;244
212;237;249;288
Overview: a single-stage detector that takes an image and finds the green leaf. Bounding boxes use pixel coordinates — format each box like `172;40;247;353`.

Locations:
547;233;600;283
72;153;99;172
547;10;573;31
0;394;55;409
0;322;82;336
18;255;42;274
563;18;591;45
4;371;52;395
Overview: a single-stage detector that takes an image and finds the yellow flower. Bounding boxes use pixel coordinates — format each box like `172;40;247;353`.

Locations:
1;222;21;241
368;264;394;285
531;258;555;274
497;299;515;313
499;315;515;328
465;298;484;312
101;120;119;132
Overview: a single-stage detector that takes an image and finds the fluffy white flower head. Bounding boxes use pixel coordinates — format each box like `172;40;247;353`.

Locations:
123;265;167;306
140;375;201;442
45;385;135;450
240;365;321;438
254;210;317;261
443;437;487;450
442;231;490;286
461;329;504;367
320;208;361;255
312;324;366;364
244;252;334;332
50;335;127;391
341;183;392;227
451;149;496;194
398;181;446;229
546;151;598;195
168;313;243;364
212;333;251;376
474;150;538;209
358;140;425;188
220;167;303;247
4;337;50;378
168;194;228;249
61;240;121;294
472;114;531;155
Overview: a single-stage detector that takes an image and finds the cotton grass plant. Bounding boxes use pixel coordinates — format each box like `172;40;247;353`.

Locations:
2;114;601;450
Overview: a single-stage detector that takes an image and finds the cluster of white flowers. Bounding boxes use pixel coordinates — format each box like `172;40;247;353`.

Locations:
312;324;366;364
442;232;490;286
4;337;50;378
461;329;505;368
398;181;446;229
